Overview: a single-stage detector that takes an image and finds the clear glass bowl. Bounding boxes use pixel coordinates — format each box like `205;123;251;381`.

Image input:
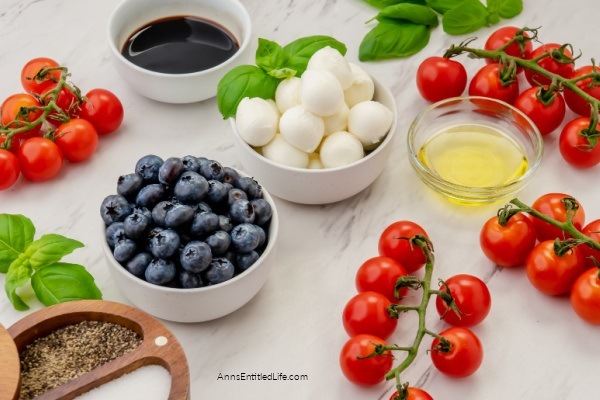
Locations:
407;96;543;204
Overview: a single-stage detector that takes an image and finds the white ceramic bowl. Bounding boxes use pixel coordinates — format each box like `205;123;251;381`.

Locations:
102;171;278;323
107;0;252;103
230;78;398;204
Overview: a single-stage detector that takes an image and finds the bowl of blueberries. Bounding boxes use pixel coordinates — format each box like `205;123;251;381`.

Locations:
100;154;278;323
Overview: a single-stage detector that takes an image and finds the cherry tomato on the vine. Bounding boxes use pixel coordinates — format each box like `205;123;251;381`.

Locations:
564;66;600;116
526;240;585;296
378;221;429;273
0;93;43;134
514;87;566;136
0;149;20;190
480;212;537;268
580;219;600;269
389;387;434;400
468;63;519;105
77;88;124;135
342;291;397;340
559;117;600;169
20;57;61;95
41;83;81;116
570;268;600;325
17;137;63;182
356;256;409;302
416;57;467;103
531;193;585;242
53;119;98;163
435;274;491;327
525;43;575;87
484;26;533;73
430;327;483;378
340;334;393;386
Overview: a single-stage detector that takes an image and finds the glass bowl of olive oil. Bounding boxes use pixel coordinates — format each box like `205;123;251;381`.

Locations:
408;96;543;204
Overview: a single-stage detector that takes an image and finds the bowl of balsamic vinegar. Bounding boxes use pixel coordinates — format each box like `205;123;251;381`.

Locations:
107;0;252;103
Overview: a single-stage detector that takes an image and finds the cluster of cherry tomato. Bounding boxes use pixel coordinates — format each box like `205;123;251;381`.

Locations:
0;57;125;190
480;192;600;325
416;26;600;169
339;221;492;400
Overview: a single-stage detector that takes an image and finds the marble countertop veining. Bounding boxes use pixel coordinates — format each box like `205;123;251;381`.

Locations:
0;0;598;399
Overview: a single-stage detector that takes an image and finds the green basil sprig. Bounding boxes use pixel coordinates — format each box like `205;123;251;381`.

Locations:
0;214;101;311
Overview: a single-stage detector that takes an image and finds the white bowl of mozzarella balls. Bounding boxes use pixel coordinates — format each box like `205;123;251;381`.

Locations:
230;47;397;204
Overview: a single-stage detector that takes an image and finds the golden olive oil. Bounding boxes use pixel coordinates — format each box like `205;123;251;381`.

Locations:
418;124;528;188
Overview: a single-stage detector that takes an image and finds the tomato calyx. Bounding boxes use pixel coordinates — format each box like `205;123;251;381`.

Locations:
394;275;422;298
434;279;462;321
431;335;453;353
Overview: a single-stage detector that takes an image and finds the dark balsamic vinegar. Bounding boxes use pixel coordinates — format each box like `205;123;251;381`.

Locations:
122;16;239;74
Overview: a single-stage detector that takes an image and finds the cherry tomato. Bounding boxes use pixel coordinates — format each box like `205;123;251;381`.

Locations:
531;193;585;242
525;43;575;87
468;64;519;105
435;274;491;327
570;268;600;325
484;26;533;73
77;88;124;135
416;57;467;103
480;213;537;268
580;219;600;269
559;117;600;169
340;334;393;386
564;66;600;116
526;240;585;296
53;119;98;163
0;149;20;190
356;256;409;302
20;57;61;95
41;83;81;116
378;221;429;273
389;387;434;400
0;93;43;134
430;327;483;378
17;137;63;182
514;87;566;136
342;291;397;340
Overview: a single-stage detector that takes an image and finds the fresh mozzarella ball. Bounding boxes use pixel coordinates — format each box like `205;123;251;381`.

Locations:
323;103;349;136
235;97;279;147
275;77;302;114
307;153;324;169
267;99;281;117
262;134;309;169
301;70;345;117
306;46;353;89
279;105;324;153
320;131;364;168
344;63;375;108
348;101;393;149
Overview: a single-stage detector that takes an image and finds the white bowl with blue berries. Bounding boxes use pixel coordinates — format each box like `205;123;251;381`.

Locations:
100;156;278;323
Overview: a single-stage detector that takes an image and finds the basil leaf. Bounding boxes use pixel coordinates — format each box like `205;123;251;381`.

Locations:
0;214;35;273
359;21;430;61
283;36;347;76
364;0;426;8
267;67;297;79
256;38;288;73
217;65;279;119
375;3;439;27
5;259;32;311
25;234;84;270
31;262;102;306
426;0;468;14
442;0;489;35
496;0;522;18
487;11;501;24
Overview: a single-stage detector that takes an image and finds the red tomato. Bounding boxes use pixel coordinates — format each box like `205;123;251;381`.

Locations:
480;213;537;268
531;193;585;242
53;119;99;163
526;240;585;296
41;83;81;116
0;149;20;190
20;57;61;95
416;57;467;103
484;26;533;73
525;43;575;86
340;334;393;386
77;88;124;135
570;268;600;325
468;64;519;104
564;66;600;116
342;291;397;340
378;221;429;273
0;94;43;134
514;87;566;136
580;219;600;269
388;387;434;400
355;256;409;302
430;327;483;378
559;117;600;168
17;137;63;182
435;274;491;327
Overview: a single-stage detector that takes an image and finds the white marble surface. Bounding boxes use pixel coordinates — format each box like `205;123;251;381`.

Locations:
0;0;599;399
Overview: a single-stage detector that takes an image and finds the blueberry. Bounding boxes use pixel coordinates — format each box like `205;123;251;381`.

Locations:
255;225;267;248
223;182;234;192
180;241;212;273
235;176;262;200
190;212;220;237
227;188;248;205
132;206;152;221
149;229;181;259
165;204;194;228
223;250;237;265
206;230;231;256
206;180;228;204
236;251;260;272
159;157;184;185
230;199;255;224
135;155;164;183
218;215;233;232
179;270;203;288
124;212;151;239
125;252;152;278
231;223;260;253
105;222;126;249
199;160;224;181
113;239;137;263
222;167;240;185
181;155;201;172
193;202;212;214
250;199;272;226
117;173;143;200
135;184;166;208
145;259;177;285
152;201;175;227
100;195;132;225
204;258;235;285
174;171;208;203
